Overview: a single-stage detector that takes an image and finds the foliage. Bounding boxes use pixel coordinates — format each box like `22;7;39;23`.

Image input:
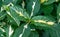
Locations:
0;0;60;37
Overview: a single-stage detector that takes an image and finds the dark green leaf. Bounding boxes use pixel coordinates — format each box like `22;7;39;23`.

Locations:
42;30;50;37
2;0;22;5
12;0;22;5
43;0;56;5
29;31;39;37
0;0;2;10
13;23;31;37
32;16;55;27
2;0;13;5
5;25;13;37
46;25;60;37
10;6;29;20
26;0;40;16
0;28;5;37
41;5;53;16
0;11;6;21
57;4;60;23
7;8;20;26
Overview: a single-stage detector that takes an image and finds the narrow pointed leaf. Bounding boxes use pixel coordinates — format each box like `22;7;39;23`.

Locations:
0;11;6;21
32;16;55;27
5;25;14;37
29;31;39;37
13;24;31;37
26;0;40;16
10;6;29;21
57;4;60;23
7;9;20;26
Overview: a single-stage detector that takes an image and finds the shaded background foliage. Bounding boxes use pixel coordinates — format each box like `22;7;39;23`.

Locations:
0;0;60;37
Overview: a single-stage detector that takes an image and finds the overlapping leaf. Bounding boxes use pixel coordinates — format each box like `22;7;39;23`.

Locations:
52;24;60;37
41;5;53;16
2;0;13;5
43;24;60;37
0;0;60;37
26;0;40;16
29;31;39;37
57;4;60;23
0;28;5;37
5;25;13;37
42;30;49;37
0;0;2;10
10;6;29;19
41;0;56;5
7;8;20;26
49;29;60;37
32;16;55;27
0;11;6;21
13;23;31;37
6;5;29;26
2;0;22;5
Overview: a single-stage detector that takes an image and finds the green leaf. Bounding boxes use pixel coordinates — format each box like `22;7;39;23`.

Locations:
49;29;60;37
13;23;31;37
7;8;20;26
0;29;3;37
0;11;6;21
2;0;22;5
57;4;60;23
32;16;55;27
41;5;53;16
5;25;13;37
42;29;58;37
52;24;60;36
0;0;2;10
6;5;29;26
43;0;56;5
26;0;40;16
42;30;50;37
45;24;60;37
12;0;22;5
29;31;39;37
2;0;13;5
10;6;29;20
0;28;5;37
43;24;60;37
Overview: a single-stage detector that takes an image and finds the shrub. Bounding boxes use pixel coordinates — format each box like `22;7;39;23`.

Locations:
0;0;60;37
